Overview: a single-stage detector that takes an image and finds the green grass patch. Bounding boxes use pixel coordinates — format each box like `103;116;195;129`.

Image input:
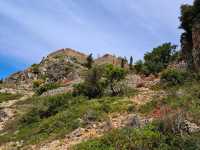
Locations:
0;93;22;103
139;100;158;114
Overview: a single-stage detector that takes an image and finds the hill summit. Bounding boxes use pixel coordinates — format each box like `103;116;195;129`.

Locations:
4;48;125;90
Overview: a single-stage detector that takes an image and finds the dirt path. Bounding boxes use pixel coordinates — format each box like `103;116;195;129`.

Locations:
35;87;157;150
1;77;161;150
0;93;33;131
131;86;165;105
34;113;151;150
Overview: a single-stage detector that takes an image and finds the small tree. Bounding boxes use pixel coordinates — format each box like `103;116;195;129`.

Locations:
0;78;3;84
86;53;94;69
105;64;126;96
129;56;133;70
74;66;105;99
31;64;40;74
121;57;127;68
74;65;127;98
134;43;177;75
135;60;144;74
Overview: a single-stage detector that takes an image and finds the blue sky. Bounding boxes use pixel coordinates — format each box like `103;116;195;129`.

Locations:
0;0;193;78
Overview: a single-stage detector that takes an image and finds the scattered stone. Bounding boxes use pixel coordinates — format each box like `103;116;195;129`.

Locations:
184;120;200;133
125;115;141;128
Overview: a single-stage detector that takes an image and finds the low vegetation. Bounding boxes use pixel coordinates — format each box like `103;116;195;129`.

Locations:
74;64;128;98
140;71;200;125
0;93;136;145
0;93;22;103
161;68;189;86
73;124;200;150
1;1;200;150
33;82;60;96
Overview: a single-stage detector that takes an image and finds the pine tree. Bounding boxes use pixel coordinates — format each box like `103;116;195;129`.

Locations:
86;53;93;69
129;56;133;70
121;57;125;68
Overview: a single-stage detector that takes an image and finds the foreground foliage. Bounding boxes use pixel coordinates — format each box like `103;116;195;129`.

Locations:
0;93;135;145
161;68;189;86
0;93;22;103
74;64;127;98
141;72;200;125
73;124;200;150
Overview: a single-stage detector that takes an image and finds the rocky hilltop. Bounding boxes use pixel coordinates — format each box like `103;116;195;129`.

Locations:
95;54;123;66
4;49;86;90
1;1;200;150
3;49;125;90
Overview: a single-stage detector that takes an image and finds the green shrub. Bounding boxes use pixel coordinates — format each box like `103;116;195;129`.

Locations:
73;125;165;150
139;100;158;114
32;79;44;89
20;94;74;125
73;66;105;98
135;43;177;75
31;64;40;74
83;109;100;124
74;124;200;150
104;64;127;96
85;53;94;69
134;60;144;74
74;64;127;98
161;69;188;86
35;82;60;95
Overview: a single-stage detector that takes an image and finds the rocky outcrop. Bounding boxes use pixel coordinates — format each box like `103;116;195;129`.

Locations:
4;49;130;90
48;48;87;64
41;79;81;97
167;60;187;71
4;49;87;89
95;54;127;67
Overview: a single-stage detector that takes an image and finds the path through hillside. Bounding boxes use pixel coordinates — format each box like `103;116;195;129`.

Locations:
0;92;33;131
35;86;158;150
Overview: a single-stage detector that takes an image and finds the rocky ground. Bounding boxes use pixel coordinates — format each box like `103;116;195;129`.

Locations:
0;92;34;131
0;75;200;150
31;83;158;150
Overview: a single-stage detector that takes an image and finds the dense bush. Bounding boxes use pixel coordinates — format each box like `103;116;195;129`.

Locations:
74;64;127;98
31;64;40;74
35;82;60;95
134;60;144;74
74;123;200;150
32;79;44;89
73;66;105;98
104;64;127;96
161;69;188;86
20;93;75;125
135;43;177;75
73;125;163;150
85;53;94;69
